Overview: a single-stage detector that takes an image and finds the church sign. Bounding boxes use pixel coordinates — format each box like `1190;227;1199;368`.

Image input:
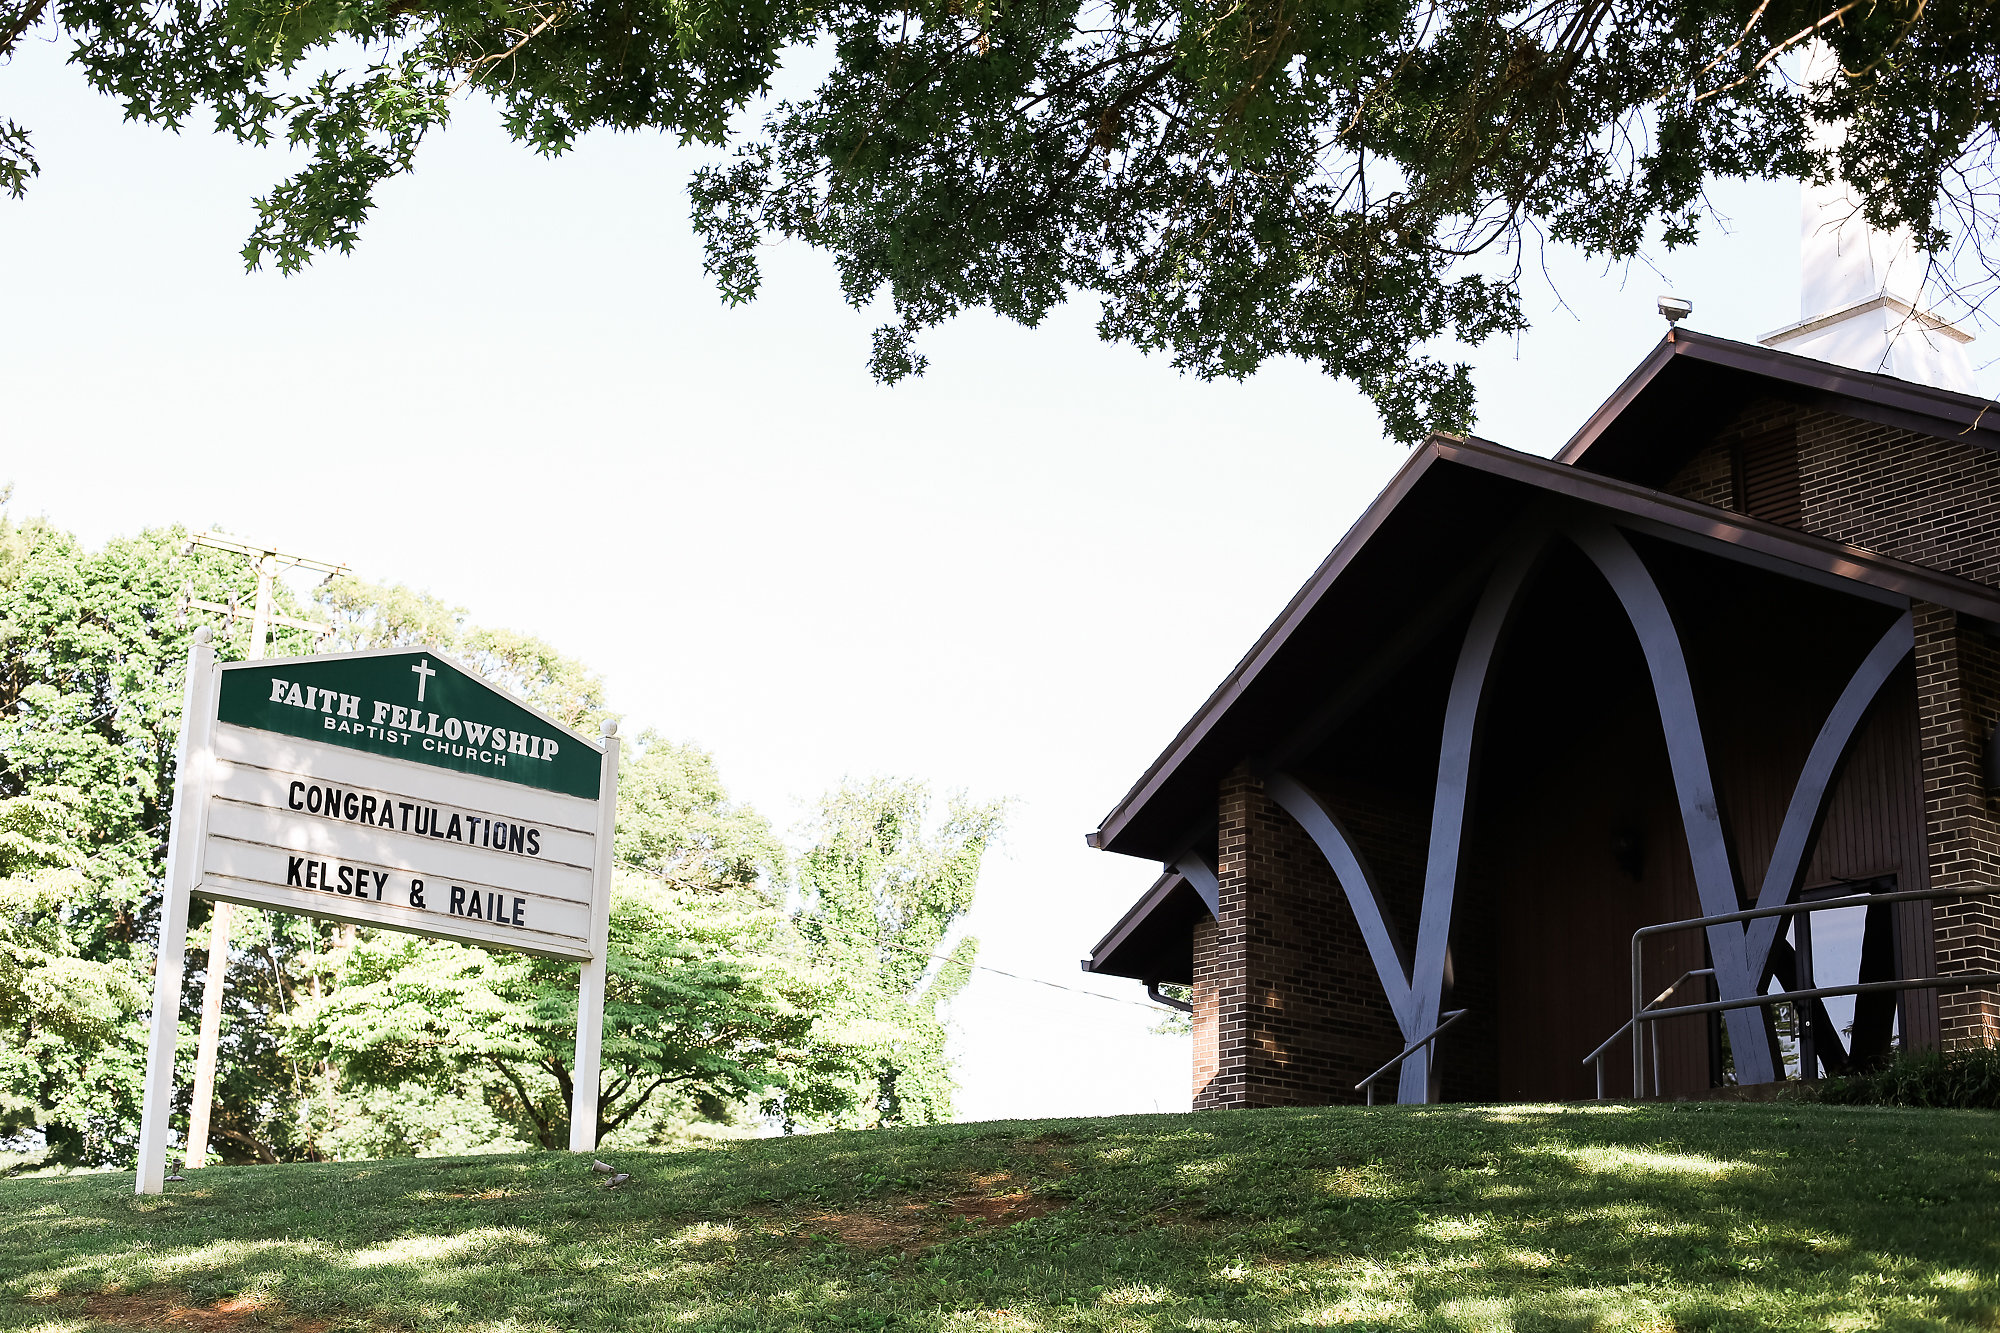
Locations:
216;651;602;798
136;636;622;1194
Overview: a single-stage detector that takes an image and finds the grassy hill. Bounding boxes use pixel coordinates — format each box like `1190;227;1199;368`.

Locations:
5;1102;1999;1332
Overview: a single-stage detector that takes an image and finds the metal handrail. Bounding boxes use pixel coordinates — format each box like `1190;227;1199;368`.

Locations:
1629;885;1997;1096
1636;973;2000;1025
1583;968;1712;1099
1357;1009;1467;1106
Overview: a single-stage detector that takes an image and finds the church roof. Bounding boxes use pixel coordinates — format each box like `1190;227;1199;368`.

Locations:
1085;333;2000;872
1557;328;2000;486
1080;872;1207;984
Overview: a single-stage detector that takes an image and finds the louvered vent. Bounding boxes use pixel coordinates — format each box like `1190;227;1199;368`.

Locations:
1731;427;1802;528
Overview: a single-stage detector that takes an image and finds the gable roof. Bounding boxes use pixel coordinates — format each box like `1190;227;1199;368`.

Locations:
1080;872;1208;982
1087;427;2000;865
1557;329;2000;486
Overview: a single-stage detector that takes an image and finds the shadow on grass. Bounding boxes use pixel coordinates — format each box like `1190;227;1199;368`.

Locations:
4;1104;1998;1332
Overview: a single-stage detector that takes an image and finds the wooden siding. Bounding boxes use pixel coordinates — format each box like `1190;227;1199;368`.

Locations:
1279;532;1935;1103
1462;540;1927;1099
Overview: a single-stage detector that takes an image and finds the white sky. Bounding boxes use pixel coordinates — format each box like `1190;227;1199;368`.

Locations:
6;35;1990;1122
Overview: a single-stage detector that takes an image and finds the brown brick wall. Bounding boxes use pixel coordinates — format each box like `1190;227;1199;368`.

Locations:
1191;916;1221;1103
1195;773;1253;1110
1916;603;2000;1045
1194;766;1405;1108
1803;417;2000;586
1662;400;2000;587
1661;414;1758;511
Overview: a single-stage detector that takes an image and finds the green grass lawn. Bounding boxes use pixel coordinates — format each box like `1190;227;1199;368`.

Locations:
4;1102;1999;1332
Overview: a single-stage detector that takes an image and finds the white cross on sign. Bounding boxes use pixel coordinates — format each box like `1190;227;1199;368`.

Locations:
411;658;436;702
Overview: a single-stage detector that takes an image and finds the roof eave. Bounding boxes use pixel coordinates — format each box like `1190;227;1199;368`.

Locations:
1552;333;1682;467
1557;329;2000;469
1439;436;2000;621
1085;436;1459;859
1081;872;1187;976
1090;433;2000;861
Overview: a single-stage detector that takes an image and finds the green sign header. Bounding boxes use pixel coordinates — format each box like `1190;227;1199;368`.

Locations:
216;650;601;800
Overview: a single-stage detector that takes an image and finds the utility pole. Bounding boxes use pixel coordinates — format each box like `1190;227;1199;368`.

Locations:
178;533;348;1169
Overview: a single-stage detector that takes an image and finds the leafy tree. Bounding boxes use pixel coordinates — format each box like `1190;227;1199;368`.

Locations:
0;504;997;1161
295;876;855;1147
790;778;1004;1128
289;733;861;1148
615;730;785;896
0;504;328;1165
0;506;836;1163
7;0;1997;438
0;791;148;1164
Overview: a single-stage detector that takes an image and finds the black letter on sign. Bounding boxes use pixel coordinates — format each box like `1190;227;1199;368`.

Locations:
288;781;304;811
449;884;464;915
525;829;540;857
338;865;354;895
410;878;427;908
287;856;304;886
512;897;525;927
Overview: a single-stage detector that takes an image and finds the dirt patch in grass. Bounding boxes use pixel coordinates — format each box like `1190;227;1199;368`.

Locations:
75;1291;334;1332
950;1182;1057;1226
793;1171;1062;1254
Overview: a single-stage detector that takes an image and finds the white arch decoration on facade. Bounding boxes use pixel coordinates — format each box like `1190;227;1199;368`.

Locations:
1268;535;1543;1103
1261;522;1914;1100
1741;609;1915;978
1566;520;1775;1084
1262;775;1416;1034
1174;851;1221;917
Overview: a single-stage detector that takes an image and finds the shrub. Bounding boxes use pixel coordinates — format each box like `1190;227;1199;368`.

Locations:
1812;1044;2000;1109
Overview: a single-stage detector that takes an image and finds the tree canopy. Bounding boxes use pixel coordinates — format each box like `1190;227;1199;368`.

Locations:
789;778;1005;1129
0;502;1003;1167
7;0;1994;439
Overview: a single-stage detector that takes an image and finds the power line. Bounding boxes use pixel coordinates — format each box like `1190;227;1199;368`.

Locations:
860;930;1172;1012
935;954;1177;1012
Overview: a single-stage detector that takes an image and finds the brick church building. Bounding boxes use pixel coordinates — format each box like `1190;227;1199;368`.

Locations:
1080;202;2000;1106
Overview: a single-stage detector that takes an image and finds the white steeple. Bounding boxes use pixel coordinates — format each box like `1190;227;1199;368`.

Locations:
1759;45;1979;393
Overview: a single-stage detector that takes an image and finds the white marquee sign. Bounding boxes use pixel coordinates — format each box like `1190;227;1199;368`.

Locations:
136;633;621;1194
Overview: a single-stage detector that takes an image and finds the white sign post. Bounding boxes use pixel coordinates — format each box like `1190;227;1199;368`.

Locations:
136;634;620;1195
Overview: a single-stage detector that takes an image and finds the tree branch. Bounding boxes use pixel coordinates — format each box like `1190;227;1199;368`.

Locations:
217;1126;281;1164
493;1057;556;1149
0;0;50;80
601;1074;673;1135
